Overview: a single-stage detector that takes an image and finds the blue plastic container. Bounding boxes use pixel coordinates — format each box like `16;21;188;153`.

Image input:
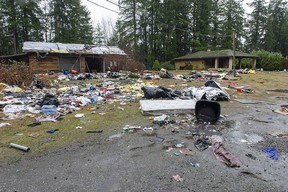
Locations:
41;105;57;115
90;95;98;104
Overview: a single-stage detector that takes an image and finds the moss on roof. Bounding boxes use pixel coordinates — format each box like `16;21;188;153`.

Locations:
174;49;258;61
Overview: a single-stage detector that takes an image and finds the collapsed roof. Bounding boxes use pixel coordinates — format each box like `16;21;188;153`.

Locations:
23;41;126;55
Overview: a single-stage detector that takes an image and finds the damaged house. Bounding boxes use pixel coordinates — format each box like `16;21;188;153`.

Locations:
174;49;258;70
1;42;128;73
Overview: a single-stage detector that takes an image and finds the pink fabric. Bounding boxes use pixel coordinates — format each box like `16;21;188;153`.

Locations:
212;142;242;167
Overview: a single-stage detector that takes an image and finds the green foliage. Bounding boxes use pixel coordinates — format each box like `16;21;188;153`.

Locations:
253;50;285;71
152;60;161;71
240;58;254;69
245;0;267;52
49;0;93;44
0;0;44;54
94;23;106;45
161;61;175;70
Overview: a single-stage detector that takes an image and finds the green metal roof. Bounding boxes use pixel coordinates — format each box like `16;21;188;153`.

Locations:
174;49;258;61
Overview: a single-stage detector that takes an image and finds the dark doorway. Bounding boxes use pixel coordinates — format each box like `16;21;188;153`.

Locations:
60;56;80;71
219;58;229;68
85;57;103;73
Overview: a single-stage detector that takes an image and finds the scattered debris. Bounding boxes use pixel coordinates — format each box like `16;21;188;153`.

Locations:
194;138;210;151
267;131;288;138
195;100;221;124
47;129;59;134
10;143;30;152
86;130;103;133
75;114;85;118
107;133;123;141
0;123;11;128
27;122;41;127
149;136;165;144
190;162;200;167
28;133;39;138
234;99;261;104
212;136;242;167
240;171;267;182
139;100;196;116
263;147;279;160
179;148;193;156
245;154;256;160
143;127;154;134
273;107;288;115
172;175;183;182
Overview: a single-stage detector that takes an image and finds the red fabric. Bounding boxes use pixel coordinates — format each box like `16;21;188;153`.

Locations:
212;142;242;167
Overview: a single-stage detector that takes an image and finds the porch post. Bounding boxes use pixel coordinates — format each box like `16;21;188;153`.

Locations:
252;58;256;69
103;58;106;72
229;57;233;69
215;58;219;69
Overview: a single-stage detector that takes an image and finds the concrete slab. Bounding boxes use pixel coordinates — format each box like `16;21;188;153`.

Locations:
139;99;196;116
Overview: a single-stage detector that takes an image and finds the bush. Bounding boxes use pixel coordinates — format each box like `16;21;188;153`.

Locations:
252;50;284;71
0;61;35;87
161;61;175;70
240;58;254;69
152;60;161;71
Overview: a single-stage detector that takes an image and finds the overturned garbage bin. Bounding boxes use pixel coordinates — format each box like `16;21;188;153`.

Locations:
195;100;220;124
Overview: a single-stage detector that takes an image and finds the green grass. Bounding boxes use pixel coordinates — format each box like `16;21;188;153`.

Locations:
0;101;148;162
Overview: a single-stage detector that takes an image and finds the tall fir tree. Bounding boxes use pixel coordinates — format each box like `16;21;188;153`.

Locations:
117;0;139;57
49;0;93;44
221;0;245;50
263;0;288;55
191;0;213;51
0;0;43;54
245;0;267;52
210;0;226;49
93;23;105;45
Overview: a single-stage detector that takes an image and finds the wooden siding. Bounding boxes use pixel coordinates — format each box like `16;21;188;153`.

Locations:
175;60;205;70
80;56;86;72
29;53;59;72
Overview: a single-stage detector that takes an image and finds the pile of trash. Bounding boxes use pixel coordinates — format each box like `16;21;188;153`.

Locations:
141;80;230;101
0;74;149;123
1;66;234;125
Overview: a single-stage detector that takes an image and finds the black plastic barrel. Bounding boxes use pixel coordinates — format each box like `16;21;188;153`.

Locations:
195;100;221;124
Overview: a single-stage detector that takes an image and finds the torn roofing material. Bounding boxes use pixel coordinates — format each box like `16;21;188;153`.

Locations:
22;41;127;55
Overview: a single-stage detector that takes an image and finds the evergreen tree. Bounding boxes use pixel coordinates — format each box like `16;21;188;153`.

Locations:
191;0;213;51
0;6;13;55
210;0;226;49
245;0;267;52
117;0;139;56
94;23;105;45
221;0;245;50
49;0;93;44
263;0;288;55
0;0;43;54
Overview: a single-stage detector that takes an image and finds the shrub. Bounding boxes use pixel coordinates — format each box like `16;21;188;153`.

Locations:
161;61;175;70
152;60;161;71
239;58;249;69
0;61;35;87
252;50;284;71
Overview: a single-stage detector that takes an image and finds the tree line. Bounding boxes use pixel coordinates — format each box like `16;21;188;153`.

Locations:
112;0;288;67
0;0;287;69
0;0;94;55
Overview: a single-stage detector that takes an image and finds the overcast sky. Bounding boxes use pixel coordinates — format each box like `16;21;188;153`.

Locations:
82;0;254;27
